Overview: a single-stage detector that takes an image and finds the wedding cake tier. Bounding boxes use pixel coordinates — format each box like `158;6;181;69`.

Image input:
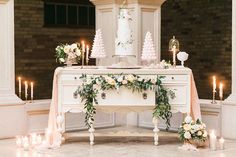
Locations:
115;8;133;56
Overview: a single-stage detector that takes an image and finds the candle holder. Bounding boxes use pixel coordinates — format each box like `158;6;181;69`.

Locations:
169;36;180;68
25;94;28;101
86;58;89;65
19;91;22;99
211;91;217;104
81;51;85;69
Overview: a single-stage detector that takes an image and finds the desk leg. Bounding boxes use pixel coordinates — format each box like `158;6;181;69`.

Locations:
153;117;159;146
89;122;95;145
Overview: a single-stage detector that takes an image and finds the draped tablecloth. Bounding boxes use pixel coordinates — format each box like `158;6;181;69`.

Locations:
45;67;201;148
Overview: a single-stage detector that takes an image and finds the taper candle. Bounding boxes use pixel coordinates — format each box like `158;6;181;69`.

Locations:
213;76;216;92
24;81;28;100
82;41;85;52
30;82;34;101
219;83;223;101
18;77;21;97
86;45;89;65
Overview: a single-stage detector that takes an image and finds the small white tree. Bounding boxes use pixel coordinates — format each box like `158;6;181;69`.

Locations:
141;32;157;61
90;29;106;59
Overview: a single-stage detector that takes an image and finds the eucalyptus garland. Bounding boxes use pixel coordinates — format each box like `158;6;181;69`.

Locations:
75;74;175;129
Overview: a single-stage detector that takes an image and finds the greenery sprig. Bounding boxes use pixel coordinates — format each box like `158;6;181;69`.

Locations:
75;74;175;129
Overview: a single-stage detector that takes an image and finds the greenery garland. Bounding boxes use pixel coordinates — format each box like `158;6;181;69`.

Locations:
75;74;175;129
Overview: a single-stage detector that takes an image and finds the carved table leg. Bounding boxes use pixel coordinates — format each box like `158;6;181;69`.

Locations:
153;117;159;146
89;122;95;145
57;113;66;144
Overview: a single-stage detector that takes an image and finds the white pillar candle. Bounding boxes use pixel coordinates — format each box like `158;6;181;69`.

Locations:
209;130;217;151
22;136;29;151
24;81;28;100
213;76;216;92
219;83;223;100
36;134;42;145
30;133;37;146
18;77;21;96
219;137;225;150
30;82;33;100
16;136;22;147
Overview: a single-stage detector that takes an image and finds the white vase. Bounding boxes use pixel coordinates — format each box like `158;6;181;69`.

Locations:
177;51;189;67
65;58;77;67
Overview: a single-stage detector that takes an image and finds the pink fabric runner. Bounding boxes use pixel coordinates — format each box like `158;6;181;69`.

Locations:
46;68;201;147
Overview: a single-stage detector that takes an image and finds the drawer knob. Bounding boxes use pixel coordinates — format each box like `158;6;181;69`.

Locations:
171;77;174;80
73;92;78;99
142;92;147;99
101;92;106;99
74;77;77;80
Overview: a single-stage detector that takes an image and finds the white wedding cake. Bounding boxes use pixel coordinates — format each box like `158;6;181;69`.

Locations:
115;8;133;56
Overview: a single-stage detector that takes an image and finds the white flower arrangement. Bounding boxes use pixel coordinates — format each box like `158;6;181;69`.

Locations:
55;43;82;64
158;60;172;69
179;115;208;143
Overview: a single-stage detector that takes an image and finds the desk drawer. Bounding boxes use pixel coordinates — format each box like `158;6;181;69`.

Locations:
159;75;188;83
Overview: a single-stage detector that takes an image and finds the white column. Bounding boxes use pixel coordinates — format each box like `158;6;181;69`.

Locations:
222;0;236;139
0;0;23;105
226;0;236;102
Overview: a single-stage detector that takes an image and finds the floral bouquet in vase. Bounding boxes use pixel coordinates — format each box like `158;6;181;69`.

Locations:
179;115;208;147
55;43;82;66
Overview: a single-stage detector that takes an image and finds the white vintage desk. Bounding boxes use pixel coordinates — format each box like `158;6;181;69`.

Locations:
57;67;192;145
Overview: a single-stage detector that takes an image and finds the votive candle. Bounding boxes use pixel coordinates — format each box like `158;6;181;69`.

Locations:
36;134;42;145
219;137;225;150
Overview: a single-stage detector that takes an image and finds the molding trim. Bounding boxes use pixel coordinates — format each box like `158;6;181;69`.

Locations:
90;0;166;6
0;0;9;4
27;109;49;116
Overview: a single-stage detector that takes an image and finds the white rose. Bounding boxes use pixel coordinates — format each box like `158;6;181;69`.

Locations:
59;58;65;63
117;76;123;82
64;45;71;54
184;131;191;139
203;130;208;137
197;131;202;136
70;43;77;50
126;75;135;82
86;79;92;85
75;48;81;56
183;124;191;131
122;80;128;85
96;79;101;85
138;78;143;82
184;115;192;124
108;78;116;85
191;124;198;132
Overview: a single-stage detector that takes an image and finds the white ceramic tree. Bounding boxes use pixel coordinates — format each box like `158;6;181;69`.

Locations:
141;32;157;61
90;29;106;59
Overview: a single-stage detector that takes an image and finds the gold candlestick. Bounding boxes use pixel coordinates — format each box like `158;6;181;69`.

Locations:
169;36;179;68
211;91;217;104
